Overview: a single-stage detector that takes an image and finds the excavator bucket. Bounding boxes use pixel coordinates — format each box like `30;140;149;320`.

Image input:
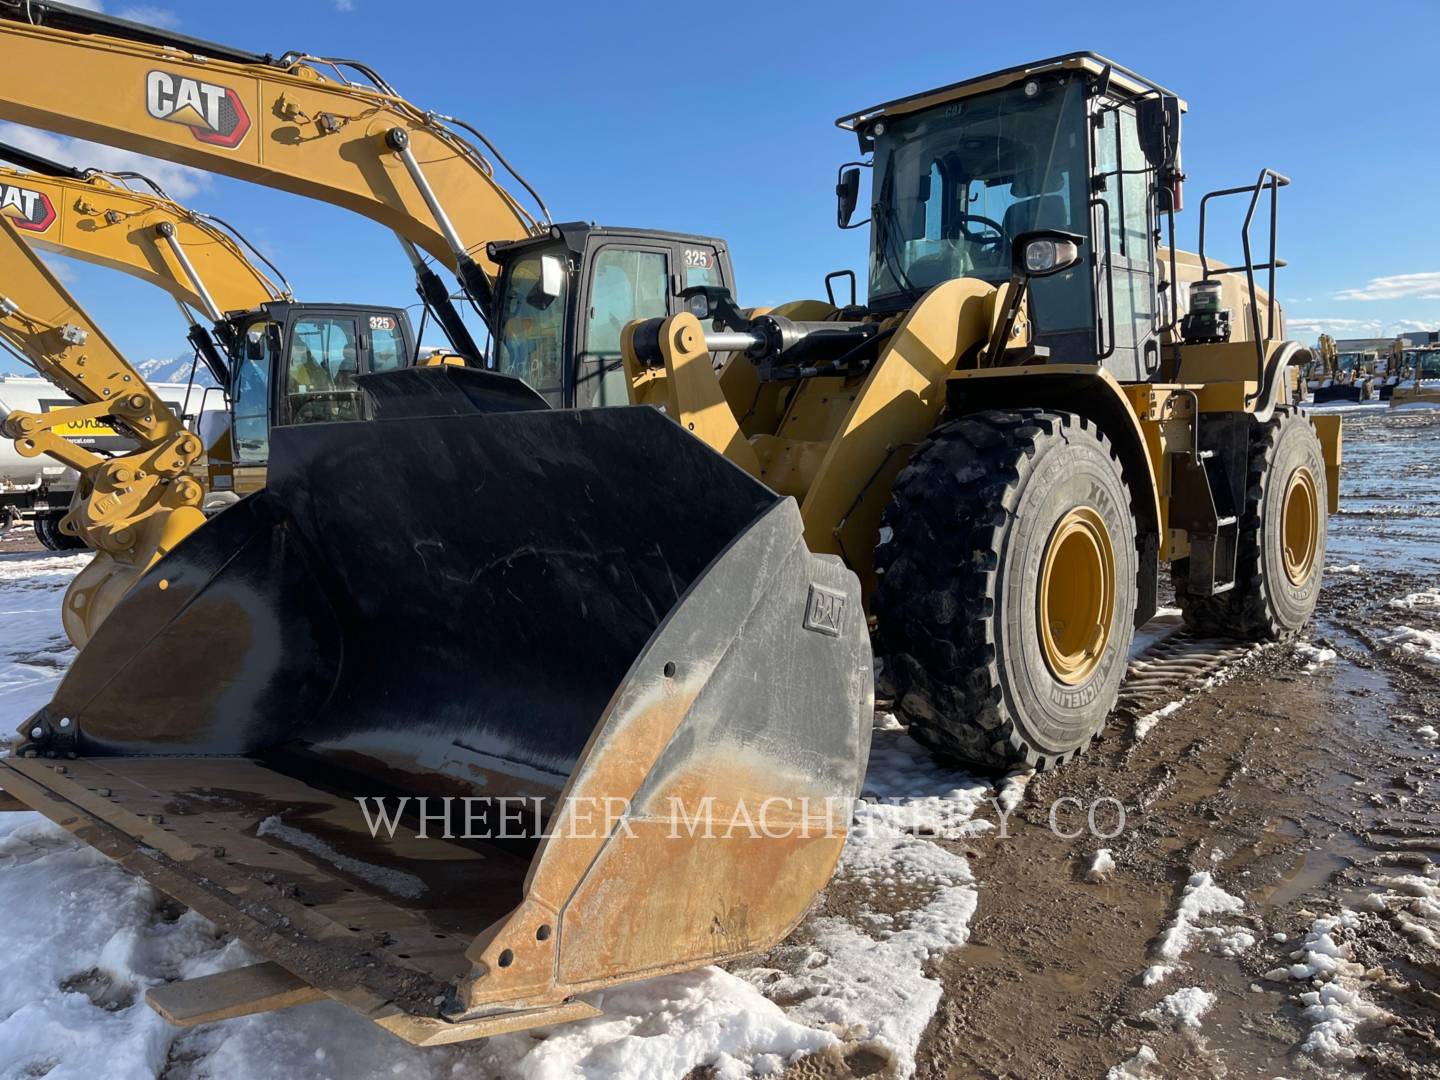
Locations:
0;367;872;1044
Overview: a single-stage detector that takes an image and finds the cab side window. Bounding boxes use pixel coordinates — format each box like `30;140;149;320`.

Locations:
681;246;723;290
369;315;406;373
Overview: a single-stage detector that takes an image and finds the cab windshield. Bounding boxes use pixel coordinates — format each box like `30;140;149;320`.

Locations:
867;75;1092;331
495;250;568;406
1416;351;1440;379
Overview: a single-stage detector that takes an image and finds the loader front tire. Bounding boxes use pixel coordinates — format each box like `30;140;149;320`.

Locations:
874;410;1138;772
1173;407;1327;640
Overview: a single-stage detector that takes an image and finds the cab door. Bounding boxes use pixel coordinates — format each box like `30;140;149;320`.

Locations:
279;312;363;425
1091;103;1160;380
574;242;672;408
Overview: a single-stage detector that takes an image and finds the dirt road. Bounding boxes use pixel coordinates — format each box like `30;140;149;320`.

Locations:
777;405;1440;1079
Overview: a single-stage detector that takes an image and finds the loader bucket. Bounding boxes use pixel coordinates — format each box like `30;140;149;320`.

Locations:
2;367;873;1044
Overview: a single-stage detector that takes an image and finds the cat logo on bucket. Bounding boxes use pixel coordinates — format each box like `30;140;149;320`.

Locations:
0;183;56;233
145;70;251;149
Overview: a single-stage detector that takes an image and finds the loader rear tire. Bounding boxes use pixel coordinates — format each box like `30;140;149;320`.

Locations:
874;409;1138;771
1172;407;1327;640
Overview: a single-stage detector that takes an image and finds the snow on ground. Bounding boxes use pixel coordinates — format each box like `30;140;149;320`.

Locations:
1134;700;1183;741
0;551;87;727
1388;589;1440;610
1144;986;1215;1031
0;554;1191;1079
1263;909;1391;1064
1104;1044;1159;1079
1129;606;1182;657
1377;625;1440;666
1293;641;1337;673
737;718;991;1077
1085;848;1116;883
1146;871;1250;984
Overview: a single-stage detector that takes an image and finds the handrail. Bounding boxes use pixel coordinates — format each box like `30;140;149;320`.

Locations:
1197;168;1290;399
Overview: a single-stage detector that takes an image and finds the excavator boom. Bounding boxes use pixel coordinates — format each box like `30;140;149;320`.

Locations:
0;0;543;309
0;144;285;320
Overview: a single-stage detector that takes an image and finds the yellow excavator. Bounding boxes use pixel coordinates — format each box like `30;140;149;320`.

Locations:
0;214;211;643
0;5;1340;1048
0;142;460;644
0;140;286;547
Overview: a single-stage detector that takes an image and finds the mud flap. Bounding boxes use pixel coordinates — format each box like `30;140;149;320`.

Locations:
12;367;873;1038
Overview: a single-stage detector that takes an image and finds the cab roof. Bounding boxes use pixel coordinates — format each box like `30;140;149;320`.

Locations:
835;52;1186;133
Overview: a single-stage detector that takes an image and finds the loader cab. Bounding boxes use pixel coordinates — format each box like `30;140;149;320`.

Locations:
223;301;416;468
838;53;1184;382
488;223;734;408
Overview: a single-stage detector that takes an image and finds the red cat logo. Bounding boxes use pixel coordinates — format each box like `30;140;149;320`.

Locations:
145;71;251;149
0;184;56;232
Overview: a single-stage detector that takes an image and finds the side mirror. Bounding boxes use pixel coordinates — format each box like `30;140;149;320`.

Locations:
538;254;564;301
1012;230;1085;278
836;166;861;229
245;329;264;361
1137;94;1181;171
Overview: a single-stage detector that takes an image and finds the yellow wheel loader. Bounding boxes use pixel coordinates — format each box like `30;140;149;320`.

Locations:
0;7;1338;1046
1391;345;1440;407
606;53;1342;770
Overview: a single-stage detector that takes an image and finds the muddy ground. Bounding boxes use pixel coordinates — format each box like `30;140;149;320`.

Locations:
784;406;1440;1079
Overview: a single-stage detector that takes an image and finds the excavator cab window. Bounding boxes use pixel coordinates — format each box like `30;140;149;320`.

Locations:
368;315;406;373
283;315;363;425
495;250;569;406
579;246;670;408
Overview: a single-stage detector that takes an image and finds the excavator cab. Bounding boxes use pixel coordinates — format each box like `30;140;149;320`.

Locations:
488;223;733;407
205;301;416;499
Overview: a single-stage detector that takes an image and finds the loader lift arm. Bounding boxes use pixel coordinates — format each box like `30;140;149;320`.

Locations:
0;215;206;644
0;0;549;351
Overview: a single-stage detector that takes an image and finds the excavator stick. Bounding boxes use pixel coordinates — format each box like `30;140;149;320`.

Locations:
2;367;873;1042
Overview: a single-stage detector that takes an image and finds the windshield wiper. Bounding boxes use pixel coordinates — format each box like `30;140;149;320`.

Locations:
874;150;921;301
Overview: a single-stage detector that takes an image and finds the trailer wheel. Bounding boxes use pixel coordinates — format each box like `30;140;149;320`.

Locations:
34;511;83;551
1173;407;1327;639
874;409;1138;771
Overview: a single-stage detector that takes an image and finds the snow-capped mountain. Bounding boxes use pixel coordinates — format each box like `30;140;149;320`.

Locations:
132;354;217;387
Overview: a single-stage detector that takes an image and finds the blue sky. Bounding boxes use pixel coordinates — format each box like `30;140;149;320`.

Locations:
4;0;1439;374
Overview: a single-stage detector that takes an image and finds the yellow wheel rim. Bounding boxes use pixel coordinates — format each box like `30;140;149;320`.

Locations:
1281;466;1320;586
1038;507;1116;686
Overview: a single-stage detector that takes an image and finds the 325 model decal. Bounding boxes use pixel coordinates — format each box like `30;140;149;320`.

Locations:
145;71;251;149
0;183;56;232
